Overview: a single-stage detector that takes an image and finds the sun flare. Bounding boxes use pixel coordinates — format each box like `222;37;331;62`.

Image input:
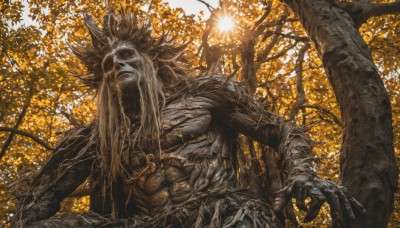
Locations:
217;16;235;32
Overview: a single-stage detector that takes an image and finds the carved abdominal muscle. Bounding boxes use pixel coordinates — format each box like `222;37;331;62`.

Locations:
124;103;236;216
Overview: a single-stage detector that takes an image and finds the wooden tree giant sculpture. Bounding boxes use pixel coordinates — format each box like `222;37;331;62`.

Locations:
12;10;364;228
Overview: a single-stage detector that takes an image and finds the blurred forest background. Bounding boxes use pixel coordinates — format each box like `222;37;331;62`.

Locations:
0;0;399;227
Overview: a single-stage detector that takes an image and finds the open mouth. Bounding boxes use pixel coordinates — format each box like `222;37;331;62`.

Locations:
116;71;139;92
117;71;134;79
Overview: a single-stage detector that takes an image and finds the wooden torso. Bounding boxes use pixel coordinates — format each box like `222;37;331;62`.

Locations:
123;96;237;216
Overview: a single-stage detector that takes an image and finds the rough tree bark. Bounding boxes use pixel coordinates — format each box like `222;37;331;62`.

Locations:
281;1;398;227
240;29;257;94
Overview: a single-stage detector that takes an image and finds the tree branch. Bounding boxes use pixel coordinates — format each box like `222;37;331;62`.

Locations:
367;1;400;19
0;81;34;160
253;1;272;33
0;55;51;159
339;0;400;28
258;41;298;65
0;127;54;150
300;104;342;126
255;12;288;66
61;111;84;127
195;0;215;13
69;187;90;198
289;43;310;121
0;45;21;71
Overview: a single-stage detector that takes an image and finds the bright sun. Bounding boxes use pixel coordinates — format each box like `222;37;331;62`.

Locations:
217;16;235;32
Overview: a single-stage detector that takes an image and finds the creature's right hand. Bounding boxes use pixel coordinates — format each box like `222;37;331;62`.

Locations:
273;176;365;227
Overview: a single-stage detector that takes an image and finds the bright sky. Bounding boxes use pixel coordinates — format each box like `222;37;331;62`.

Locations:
163;0;219;18
19;1;220;28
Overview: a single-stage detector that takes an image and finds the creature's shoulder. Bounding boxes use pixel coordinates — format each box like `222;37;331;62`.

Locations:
186;74;245;91
54;124;94;152
165;75;248;104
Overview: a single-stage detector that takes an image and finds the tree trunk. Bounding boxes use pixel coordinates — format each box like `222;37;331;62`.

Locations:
281;0;398;227
240;29;257;95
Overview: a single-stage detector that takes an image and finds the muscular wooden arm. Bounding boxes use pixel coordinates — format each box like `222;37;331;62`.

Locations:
190;75;315;178
176;75;363;226
11;126;96;227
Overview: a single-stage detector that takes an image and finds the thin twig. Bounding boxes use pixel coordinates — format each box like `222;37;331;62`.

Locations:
300;104;342;126
258;41;299;65
0;127;54;150
255;11;289;66
195;0;215;13
0;79;35;160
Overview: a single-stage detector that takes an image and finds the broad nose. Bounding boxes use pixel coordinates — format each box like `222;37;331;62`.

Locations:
113;56;126;68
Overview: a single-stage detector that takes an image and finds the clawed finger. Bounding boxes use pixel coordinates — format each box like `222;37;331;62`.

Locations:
294;181;308;211
349;197;366;216
322;188;344;228
278;178;365;227
338;186;366;216
304;187;325;223
336;189;355;222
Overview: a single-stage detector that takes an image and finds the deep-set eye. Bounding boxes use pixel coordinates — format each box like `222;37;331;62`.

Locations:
119;50;134;59
102;58;113;72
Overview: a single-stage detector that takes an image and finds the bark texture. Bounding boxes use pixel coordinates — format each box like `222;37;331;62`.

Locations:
13;76;318;227
281;1;398;227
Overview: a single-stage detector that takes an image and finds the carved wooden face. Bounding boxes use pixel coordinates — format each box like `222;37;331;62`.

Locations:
101;41;144;98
